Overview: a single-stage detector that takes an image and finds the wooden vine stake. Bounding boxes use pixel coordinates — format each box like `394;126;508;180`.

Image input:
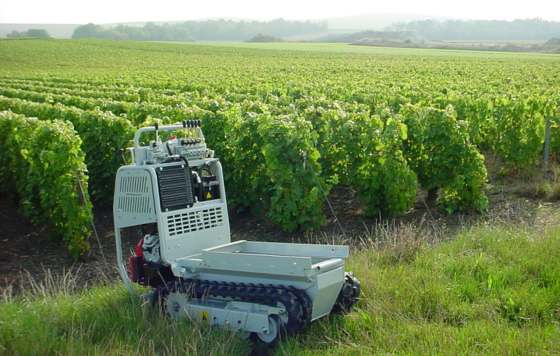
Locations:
543;117;551;176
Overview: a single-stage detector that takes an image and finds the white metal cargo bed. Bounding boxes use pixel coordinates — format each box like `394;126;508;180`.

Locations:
175;240;348;278
172;240;349;320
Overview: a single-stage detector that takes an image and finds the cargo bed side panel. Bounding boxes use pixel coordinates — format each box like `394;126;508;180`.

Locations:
200;251;313;277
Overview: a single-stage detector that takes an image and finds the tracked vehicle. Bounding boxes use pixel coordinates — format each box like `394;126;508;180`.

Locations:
114;122;360;344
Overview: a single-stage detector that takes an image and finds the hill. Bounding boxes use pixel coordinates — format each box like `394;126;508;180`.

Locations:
325;12;441;31
389;18;560;41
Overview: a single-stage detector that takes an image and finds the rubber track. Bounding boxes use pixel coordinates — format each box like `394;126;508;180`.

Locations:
163;278;313;333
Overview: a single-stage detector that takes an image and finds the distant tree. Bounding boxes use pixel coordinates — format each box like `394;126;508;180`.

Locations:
72;23;104;39
25;29;50;38
544;38;560;53
6;30;21;38
6;29;50;38
247;34;283;42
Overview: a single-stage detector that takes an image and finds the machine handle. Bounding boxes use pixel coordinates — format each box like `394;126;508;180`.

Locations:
133;121;202;148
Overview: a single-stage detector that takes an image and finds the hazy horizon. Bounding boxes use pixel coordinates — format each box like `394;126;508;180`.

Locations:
1;0;560;25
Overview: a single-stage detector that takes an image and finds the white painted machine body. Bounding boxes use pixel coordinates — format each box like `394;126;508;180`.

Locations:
113;122;359;343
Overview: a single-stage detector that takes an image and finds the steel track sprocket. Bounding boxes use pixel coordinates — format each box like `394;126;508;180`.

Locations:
332;272;361;313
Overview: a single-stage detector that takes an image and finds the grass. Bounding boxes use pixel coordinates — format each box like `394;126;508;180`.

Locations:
1;224;559;355
280;225;560;354
0;282;250;355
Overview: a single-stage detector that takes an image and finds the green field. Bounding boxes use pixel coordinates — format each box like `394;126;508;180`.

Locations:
1;39;559;238
0;39;560;354
1;226;559;354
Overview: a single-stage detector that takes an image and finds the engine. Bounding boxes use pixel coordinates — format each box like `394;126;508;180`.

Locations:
142;234;160;264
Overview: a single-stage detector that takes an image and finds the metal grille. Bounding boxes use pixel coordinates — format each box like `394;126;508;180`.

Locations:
167;207;224;236
118;195;153;214
119;175;150;194
157;165;194;211
117;175;153;214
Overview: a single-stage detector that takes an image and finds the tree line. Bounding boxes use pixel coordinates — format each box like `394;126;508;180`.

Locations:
7;29;50;39
388;18;560;41
72;19;327;42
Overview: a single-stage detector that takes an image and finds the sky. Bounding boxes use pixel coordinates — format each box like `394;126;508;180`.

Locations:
1;0;560;24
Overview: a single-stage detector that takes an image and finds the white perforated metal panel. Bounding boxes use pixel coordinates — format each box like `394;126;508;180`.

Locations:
114;168;157;228
160;202;231;262
117;175;153;214
167;206;224;236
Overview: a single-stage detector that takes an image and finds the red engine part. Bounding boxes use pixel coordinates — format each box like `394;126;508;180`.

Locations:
134;238;143;257
127;239;145;283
